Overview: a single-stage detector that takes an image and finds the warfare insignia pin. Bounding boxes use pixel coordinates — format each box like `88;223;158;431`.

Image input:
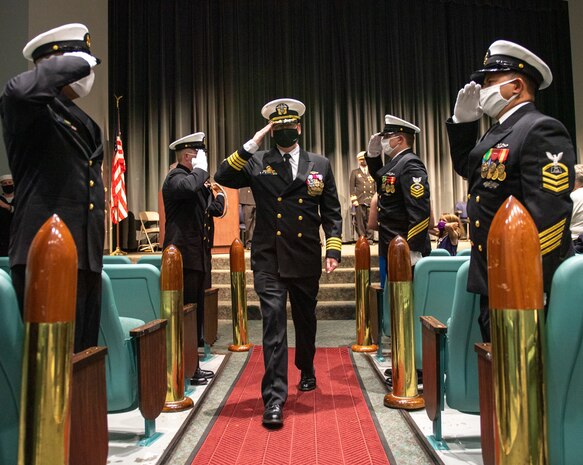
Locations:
410;177;424;198
260;165;277;175
306;171;324;196
495;143;509;149
542;152;569;193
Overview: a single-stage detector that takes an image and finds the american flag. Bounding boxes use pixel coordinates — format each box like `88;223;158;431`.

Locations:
111;134;128;224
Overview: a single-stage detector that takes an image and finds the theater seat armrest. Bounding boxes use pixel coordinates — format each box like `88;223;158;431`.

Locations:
420;315;447;334
130;319;168;338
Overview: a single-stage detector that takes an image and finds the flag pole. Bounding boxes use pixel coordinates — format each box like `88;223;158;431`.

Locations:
111;95;127;256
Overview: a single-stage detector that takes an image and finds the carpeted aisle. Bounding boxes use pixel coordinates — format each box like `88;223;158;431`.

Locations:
189;347;393;465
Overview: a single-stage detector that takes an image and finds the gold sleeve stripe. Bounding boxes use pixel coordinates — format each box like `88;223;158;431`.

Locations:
226;151;246;171
541;239;561;256
539;219;566;256
326;237;342;251
539;219;566;240
407;217;430;240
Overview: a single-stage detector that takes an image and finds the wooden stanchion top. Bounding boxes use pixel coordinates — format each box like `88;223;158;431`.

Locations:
230;238;245;272
355;236;370;271
488;196;544;310
24;214;78;323
388;235;412;282
161;245;183;291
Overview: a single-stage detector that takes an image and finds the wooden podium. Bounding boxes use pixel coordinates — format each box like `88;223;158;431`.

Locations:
158;187;240;254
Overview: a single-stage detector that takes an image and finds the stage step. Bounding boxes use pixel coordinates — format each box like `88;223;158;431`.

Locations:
210;246;380;320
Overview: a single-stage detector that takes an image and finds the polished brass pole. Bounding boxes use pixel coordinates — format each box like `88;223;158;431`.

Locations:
488;196;547;465
384;235;424;410
18;214;77;465
160;245;193;412
228;238;252;352
352;236;378;352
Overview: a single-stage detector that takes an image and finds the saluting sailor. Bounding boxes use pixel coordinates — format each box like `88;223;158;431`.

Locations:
366;115;432;287
446;40;575;342
163;132;215;385
0;23;104;352
215;98;343;427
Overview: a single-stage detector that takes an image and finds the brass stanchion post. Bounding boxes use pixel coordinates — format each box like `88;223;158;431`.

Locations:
352;236;378;352
18;214;77;465
228;238;252;352
488;196;547;464
384;235;424;410
160;245;193;412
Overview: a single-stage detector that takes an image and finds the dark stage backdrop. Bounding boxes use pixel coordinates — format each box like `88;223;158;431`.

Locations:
109;0;573;241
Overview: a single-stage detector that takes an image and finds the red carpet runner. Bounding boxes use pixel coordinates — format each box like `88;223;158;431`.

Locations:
189;347;393;465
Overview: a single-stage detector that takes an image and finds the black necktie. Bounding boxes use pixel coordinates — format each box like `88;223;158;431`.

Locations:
282;153;292;183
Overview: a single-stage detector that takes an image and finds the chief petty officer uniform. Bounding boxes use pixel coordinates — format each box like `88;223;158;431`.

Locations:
366;115;431;287
446;40;575;341
349;151;376;241
0;24;104;352
215;98;342;424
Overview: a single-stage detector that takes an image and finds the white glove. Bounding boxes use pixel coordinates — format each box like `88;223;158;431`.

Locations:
453;81;483;123
410;251;422;267
367;133;382;157
63;51;99;68
191;149;208;172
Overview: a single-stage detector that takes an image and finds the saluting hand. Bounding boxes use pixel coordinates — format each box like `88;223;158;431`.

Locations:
453;81;483;123
326;258;338;274
252;122;273;146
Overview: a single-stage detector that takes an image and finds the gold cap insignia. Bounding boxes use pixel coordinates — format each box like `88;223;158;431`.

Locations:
276;103;288;116
84;33;91;49
483;49;490;66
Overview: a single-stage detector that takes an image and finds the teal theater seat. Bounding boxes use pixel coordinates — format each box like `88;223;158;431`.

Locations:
457;248;471;256
413;256;469;368
103;264;161;322
546;255;583;465
99;272;167;440
430;248;451;257
0;269;23;465
136;255;162;269
103;255;133;265
420;260;481;447
0;256;10;274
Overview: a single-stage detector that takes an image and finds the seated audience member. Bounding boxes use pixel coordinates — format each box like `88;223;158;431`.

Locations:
436;213;462;255
570;164;583;241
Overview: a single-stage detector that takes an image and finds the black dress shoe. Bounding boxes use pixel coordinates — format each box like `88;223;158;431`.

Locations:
298;371;316;392
190;372;208;386
195;367;215;379
262;404;283;426
384;368;422;388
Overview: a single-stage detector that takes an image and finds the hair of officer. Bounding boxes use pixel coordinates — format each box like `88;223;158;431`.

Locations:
402;132;415;147
509;71;538;96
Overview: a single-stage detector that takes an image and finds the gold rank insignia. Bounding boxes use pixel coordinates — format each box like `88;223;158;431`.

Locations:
542;152;569;193
381;175;396;194
306;171;324;196
260;165;278;175
410;177;424;198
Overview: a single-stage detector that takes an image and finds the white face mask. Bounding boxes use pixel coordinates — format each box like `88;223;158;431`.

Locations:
381;137;399;157
479;78;519;119
69;70;95;99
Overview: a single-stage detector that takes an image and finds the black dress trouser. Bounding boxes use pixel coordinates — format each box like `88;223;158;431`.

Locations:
253;270;319;408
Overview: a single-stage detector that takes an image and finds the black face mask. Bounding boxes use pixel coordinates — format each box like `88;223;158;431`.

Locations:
273;129;299;148
2;185;14;195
